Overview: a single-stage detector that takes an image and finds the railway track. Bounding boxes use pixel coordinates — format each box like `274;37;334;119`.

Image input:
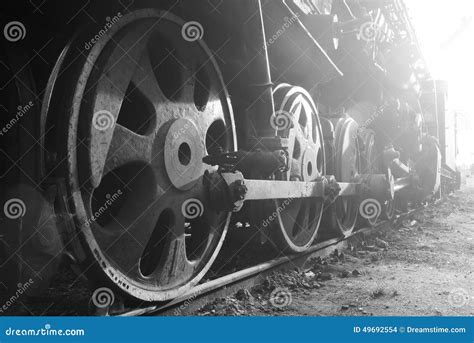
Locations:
109;207;421;317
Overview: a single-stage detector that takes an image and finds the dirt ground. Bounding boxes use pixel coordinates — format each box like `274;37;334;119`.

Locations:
195;183;474;316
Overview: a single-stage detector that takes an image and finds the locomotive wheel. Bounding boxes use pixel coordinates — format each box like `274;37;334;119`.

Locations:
0;41;63;300
416;135;441;200
332;117;361;234
359;129;378;226
48;9;236;301
269;85;325;253
380;168;395;220
359;129;394;223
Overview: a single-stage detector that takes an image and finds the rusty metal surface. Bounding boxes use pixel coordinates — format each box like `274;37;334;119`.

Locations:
42;9;238;302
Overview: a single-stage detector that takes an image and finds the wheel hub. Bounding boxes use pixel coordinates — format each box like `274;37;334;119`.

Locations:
164;118;204;191
302;147;318;181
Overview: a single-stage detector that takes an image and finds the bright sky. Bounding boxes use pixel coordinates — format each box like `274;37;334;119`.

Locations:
406;0;474;166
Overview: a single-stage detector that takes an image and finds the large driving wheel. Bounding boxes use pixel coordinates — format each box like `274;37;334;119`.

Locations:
47;9;236;301
268;85;325;253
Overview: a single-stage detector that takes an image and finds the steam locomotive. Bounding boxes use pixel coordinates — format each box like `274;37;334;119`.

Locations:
0;0;459;306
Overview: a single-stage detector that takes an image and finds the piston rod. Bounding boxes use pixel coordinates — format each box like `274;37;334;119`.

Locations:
205;171;392;213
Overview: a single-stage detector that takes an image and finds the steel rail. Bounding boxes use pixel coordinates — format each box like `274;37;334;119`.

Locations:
113;208;420;317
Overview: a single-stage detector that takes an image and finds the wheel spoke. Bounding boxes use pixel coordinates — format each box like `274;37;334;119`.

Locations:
140;183;209;281
132;51;172;114
181;61;198;104
92;194;161;275
174;42;207;105
102;124;154;177
198;96;226;129
88;23;153;187
302;101;315;142
291;101;303;126
279;200;300;235
294;203;310;241
157;226;189;286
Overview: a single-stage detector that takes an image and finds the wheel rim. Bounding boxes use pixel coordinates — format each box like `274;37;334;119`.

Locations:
51;9;236;301
334;117;361;234
0;45;61;297
381;168;395;220
360;129;379;226
271;85;325;252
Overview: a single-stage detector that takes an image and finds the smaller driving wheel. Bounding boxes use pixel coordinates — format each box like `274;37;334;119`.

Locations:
380;168;395;220
359;129;394;223
329;116;362;235
268;84;325;253
359;129;379;226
